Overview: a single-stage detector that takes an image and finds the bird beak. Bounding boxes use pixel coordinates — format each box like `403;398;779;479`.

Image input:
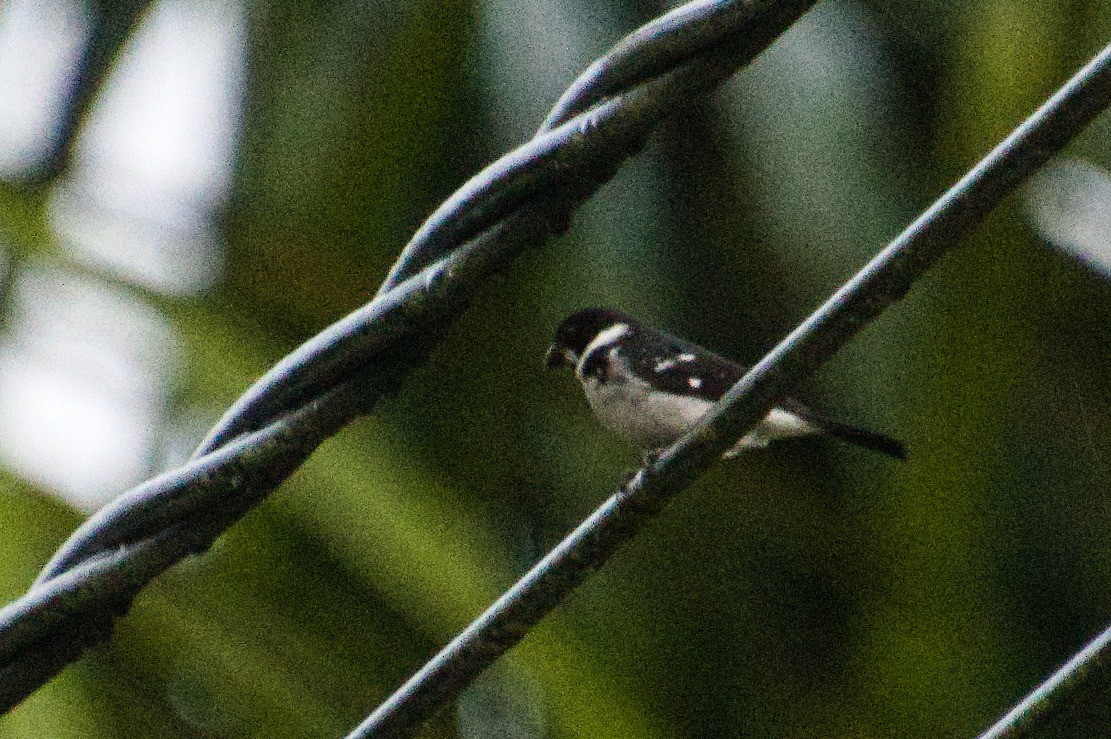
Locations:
544;344;568;370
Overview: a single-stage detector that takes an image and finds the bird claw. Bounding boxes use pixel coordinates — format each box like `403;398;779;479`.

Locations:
620;451;660;489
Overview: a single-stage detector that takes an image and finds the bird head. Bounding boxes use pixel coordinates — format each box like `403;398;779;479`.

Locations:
545;307;632;370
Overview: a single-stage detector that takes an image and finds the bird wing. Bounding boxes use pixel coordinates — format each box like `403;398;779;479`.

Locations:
621;332;743;403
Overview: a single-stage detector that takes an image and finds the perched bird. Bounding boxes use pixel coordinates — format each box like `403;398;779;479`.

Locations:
545;308;905;460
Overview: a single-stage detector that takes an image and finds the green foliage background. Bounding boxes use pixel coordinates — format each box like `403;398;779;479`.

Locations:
2;0;1111;736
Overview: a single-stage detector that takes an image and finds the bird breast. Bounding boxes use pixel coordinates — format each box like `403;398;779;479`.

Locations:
581;349;714;450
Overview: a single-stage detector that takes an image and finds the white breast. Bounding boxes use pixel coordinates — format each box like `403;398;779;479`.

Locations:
581;348;714;450
579;347;819;454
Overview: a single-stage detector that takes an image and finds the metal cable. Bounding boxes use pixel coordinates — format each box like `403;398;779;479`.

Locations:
348;38;1111;739
0;0;814;715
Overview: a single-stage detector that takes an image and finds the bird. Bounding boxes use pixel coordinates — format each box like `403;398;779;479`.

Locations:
545;307;905;461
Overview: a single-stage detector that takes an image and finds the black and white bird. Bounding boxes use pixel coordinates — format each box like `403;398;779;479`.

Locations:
545;308;905;460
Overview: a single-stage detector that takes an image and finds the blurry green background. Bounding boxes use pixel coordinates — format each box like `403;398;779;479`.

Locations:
2;0;1111;736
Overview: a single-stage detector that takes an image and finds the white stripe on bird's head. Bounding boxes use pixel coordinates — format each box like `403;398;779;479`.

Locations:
575;322;630;380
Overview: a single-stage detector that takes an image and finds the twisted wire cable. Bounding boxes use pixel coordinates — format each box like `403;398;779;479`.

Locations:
0;0;814;715
348;38;1111;739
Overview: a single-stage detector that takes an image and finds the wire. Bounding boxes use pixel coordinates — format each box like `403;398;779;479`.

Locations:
0;0;817;717
348;35;1111;739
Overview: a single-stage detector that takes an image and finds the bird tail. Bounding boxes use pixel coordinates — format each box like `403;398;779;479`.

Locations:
812;415;907;460
783;401;907;461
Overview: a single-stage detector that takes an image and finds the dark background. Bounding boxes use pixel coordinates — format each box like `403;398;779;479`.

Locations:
1;0;1111;736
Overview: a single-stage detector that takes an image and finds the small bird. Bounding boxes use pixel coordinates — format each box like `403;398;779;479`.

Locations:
545;308;905;460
